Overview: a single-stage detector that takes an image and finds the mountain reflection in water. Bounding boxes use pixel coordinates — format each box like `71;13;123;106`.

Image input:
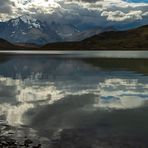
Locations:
0;55;148;147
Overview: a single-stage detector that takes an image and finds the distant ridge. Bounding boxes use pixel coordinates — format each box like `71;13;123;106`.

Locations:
0;15;115;45
0;38;39;50
0;38;15;49
0;25;148;50
43;25;148;50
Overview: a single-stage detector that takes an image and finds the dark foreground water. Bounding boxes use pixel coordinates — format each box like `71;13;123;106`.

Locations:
0;54;148;147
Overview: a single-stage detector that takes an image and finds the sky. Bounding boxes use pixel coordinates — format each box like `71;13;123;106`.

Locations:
0;0;148;28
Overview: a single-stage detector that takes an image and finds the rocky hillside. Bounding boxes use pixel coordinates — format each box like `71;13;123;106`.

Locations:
0;25;147;50
43;25;148;50
0;38;39;50
0;15;116;45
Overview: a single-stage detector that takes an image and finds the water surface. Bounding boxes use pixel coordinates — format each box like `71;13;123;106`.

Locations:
1;50;148;58
0;54;148;147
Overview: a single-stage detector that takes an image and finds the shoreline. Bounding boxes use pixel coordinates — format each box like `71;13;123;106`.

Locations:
0;50;148;59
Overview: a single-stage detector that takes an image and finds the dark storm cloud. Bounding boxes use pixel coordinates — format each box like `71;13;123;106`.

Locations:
0;0;14;14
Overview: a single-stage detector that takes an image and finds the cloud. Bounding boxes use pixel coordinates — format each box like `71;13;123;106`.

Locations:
0;0;16;21
0;0;14;13
101;10;143;21
0;0;147;28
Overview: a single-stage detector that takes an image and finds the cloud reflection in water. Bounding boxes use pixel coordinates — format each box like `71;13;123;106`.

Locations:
0;56;148;146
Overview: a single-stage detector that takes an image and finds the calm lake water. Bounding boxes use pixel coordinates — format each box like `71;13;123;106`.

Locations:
0;52;148;147
1;50;148;58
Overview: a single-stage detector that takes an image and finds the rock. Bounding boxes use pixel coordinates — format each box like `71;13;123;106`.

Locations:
24;139;33;147
32;144;42;148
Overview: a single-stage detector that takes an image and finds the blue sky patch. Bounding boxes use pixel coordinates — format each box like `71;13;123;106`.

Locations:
128;0;148;2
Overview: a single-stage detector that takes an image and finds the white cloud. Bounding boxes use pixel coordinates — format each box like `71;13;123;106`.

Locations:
0;0;147;27
101;10;143;21
143;11;148;16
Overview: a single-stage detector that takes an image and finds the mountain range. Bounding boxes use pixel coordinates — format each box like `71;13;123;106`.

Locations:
43;25;148;50
0;15;115;45
0;14;147;50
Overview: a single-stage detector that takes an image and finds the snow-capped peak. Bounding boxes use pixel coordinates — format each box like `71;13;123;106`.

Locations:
20;15;41;29
20;15;40;28
20;15;35;23
11;19;20;27
11;15;41;29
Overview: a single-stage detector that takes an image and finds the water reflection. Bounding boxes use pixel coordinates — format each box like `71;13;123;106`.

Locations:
0;55;148;147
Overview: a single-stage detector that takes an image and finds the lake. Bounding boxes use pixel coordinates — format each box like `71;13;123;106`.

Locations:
0;52;148;147
1;50;148;58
